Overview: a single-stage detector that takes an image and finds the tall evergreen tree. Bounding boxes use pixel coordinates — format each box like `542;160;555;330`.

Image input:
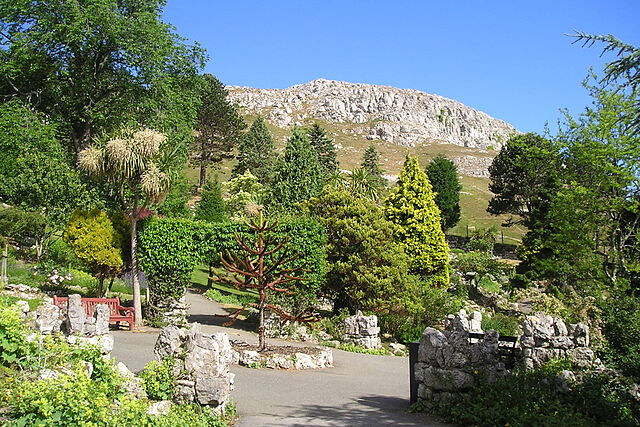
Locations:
425;155;462;231
383;156;449;286
269;128;324;210
195;178;227;223
192;74;246;188
360;144;386;189
233;116;276;184
307;123;338;174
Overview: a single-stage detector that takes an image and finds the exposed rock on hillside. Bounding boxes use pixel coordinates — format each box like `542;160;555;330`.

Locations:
228;79;518;152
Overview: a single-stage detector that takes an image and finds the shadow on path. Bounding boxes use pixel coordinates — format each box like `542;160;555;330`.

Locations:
243;395;446;427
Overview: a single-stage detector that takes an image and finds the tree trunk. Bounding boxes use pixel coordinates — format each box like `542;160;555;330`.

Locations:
258;288;266;351
130;207;143;327
199;161;207;189
107;276;115;294
98;276;105;298
1;241;7;287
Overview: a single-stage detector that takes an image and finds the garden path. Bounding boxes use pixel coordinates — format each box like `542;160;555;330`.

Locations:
111;291;448;426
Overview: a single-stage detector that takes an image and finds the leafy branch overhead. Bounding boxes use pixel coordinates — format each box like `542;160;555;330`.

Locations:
213;210;316;351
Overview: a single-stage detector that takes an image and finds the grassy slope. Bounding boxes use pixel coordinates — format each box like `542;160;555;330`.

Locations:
185;114;525;242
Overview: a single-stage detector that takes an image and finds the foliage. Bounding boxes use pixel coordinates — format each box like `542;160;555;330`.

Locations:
192;74;246;186
454;250;510;291
269;127;324;211
0;0;206;154
233;116;277;184
481;312;521;336
0;101;96;227
139;358;176;401
307;123;338;175
64;209;123;296
156;173;192;218
383;156;449;285
347;168;381;201
550;83;639;290
443;363;639;427
466;227;498;253
0;305;34;366
45;239;84;270
572;32;640;130
0;206;47;250
600;290;640;379
360;143;387;190
138;217;325;313
425;155;462;231
302;189;444;341
379;285;463;343
221;171;264;220
336;342;391;356
195;179;228;223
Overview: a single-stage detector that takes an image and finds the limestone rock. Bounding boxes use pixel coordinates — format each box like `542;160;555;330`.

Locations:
94;304;110;336
147;400;172;416
154;325;185;359
66;294;86;334
34;302;62;335
195;377;230;406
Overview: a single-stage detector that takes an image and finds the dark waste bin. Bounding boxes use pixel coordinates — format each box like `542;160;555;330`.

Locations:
409;341;419;404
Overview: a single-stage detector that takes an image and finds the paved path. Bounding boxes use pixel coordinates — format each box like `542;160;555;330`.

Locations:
112;291;447;426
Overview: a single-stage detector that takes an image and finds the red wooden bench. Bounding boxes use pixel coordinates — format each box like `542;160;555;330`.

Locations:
53;296;135;331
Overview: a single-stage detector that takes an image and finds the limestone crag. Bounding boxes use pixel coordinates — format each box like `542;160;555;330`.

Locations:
229;79;518;151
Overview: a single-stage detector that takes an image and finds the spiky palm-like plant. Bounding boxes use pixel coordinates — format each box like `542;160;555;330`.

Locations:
78;128;170;326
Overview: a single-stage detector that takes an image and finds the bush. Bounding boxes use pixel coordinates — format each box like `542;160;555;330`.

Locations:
205;288;256;307
45;238;84;270
139;358;176;401
139;217;325;314
444;362;639;426
481;312;521;336
601;292;640;379
0;305;34;366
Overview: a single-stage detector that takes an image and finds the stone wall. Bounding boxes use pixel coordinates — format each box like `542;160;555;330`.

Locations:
343;311;381;349
155;323;234;412
414;310;595;412
521;313;594;370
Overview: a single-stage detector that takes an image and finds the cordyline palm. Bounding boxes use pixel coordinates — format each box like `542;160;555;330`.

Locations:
78;128;170;327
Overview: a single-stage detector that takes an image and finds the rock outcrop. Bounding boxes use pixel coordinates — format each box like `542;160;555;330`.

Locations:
343;311;381;349
229;79;518;176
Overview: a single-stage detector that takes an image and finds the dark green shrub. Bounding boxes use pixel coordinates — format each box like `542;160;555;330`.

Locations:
139;357;176;400
601;292;640;379
444;363;639;427
45;239;84;270
138;217;325;314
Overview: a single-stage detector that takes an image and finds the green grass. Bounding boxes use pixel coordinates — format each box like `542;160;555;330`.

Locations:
0;294;43;310
478;276;501;294
191;264;258;299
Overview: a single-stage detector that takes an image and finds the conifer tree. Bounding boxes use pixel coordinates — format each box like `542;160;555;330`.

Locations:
383;156;449;286
425;155;462;231
307;123;338;175
233;116;276;184
270;128;324;210
192;74;246;188
360;144;386;189
195;178;227;223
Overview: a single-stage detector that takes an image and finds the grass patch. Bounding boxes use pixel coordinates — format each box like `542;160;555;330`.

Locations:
191;264;259;299
321;341;394;356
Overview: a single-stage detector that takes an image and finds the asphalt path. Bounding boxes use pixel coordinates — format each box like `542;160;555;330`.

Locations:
111;291;448;426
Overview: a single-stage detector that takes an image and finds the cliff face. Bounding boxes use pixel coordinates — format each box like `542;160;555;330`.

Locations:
228;79;519;176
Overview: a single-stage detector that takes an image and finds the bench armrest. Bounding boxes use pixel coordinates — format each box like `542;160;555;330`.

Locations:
117;306;134;314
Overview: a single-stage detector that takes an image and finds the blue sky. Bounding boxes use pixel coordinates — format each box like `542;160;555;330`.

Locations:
164;1;640;134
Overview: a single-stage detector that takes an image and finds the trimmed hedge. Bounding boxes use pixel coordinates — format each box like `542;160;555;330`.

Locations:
138;217;326;313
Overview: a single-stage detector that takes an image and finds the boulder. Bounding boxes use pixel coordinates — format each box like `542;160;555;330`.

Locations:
147;400;173;416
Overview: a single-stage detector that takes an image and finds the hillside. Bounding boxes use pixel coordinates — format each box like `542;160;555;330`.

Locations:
191;79;525;242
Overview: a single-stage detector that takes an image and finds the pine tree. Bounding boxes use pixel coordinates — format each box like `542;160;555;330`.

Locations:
307;123;338;175
192;74;246;188
269;128;324;210
425;155;462;231
360;144;386;189
383;156;449;286
195;178;227;223
233;116;276;184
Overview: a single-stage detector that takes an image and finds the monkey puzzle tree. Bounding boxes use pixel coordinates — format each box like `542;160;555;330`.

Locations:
78;128;170;326
214;209;314;351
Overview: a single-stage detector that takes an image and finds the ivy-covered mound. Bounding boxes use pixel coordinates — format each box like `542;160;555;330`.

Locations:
138;217;326;314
